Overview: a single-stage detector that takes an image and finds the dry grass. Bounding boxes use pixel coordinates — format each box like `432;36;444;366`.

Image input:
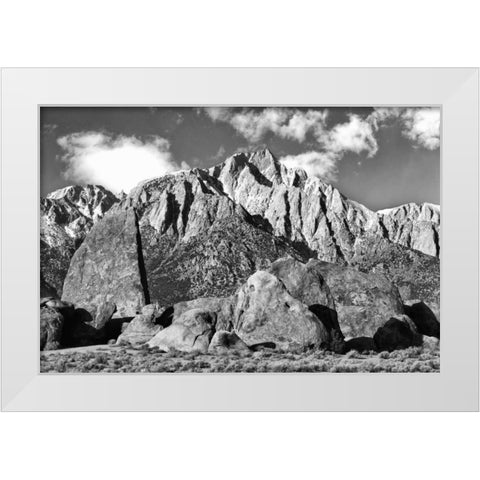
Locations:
40;344;440;373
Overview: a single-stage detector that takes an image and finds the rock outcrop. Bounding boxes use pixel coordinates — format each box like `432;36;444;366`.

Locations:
208;331;250;353
315;261;404;338
147;308;216;353
62;207;148;318
210;149;440;260
377;203;440;257
40;307;64;351
41;185;118;296
232;271;330;349
116;313;163;346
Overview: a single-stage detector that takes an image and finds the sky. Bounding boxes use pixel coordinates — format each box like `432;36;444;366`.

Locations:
40;106;440;211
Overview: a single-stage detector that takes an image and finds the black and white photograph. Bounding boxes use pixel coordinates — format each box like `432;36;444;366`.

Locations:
40;106;441;373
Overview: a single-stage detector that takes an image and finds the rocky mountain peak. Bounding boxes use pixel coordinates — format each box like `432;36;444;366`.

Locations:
41;184;119;297
46;184;119;221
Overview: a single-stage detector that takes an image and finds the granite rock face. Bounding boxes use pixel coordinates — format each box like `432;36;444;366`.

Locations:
116;313;163;346
40;307;64;351
232;270;330;349
62;207;148;318
41;185;118;296
210;149;440;260
147;308;216;353
350;236;440;318
377;203;440;257
315;261;404;338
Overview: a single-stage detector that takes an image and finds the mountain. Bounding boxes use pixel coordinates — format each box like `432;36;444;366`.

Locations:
40;185;118;296
60;149;440;318
209;149;440;260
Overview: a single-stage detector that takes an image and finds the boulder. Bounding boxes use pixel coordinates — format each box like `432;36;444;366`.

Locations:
40;307;64;350
116;313;163;346
315;261;404;337
141;303;168;319
232;270;329;349
94;301;117;329
172;297;235;331
404;301;440;338
62;207;148;318
373;317;422;352
41;297;56;308
268;258;342;339
343;337;376;353
208;330;250;353
423;335;440;350
147;309;216;353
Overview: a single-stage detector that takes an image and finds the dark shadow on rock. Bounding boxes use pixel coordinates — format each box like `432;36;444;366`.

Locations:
103;317;133;342
403;302;440;338
373;318;418;352
61;308;103;348
249;341;276;351
344;336;376;353
156;306;174;328
308;305;342;333
308;304;345;352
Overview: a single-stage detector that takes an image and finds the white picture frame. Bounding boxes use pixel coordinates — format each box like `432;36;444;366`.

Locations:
1;68;478;411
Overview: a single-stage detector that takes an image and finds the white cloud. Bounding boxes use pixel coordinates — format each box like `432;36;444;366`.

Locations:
204;107;328;143
280;151;338;183
203;106;439;182
323;114;378;157
57;132;188;193
401;108;440;150
369;107;440;150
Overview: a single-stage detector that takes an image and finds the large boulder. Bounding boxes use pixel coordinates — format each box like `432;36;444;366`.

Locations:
373;317;423;352
40;307;64;351
232;270;330;349
403;301;440;338
268;258;342;337
62;207;148;318
315;261;404;337
208;330;250;353
116;313;163;346
147;309;216;353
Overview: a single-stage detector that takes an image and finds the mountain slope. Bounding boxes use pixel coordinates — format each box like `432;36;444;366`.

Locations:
209;149;440;260
41;185;118;296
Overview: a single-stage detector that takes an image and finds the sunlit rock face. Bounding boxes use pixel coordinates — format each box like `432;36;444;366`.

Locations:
376;203;440;257
58;149;439;317
209;149;440;260
40;185;118;296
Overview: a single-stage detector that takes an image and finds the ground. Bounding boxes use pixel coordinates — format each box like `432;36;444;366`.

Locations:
40;344;440;373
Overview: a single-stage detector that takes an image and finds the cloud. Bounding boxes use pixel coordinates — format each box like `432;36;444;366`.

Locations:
57;132;188;193
279;151;338;183
204;106;439;182
401;108;440;150
204;107;328;143
369;107;440;150
323;114;378;157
